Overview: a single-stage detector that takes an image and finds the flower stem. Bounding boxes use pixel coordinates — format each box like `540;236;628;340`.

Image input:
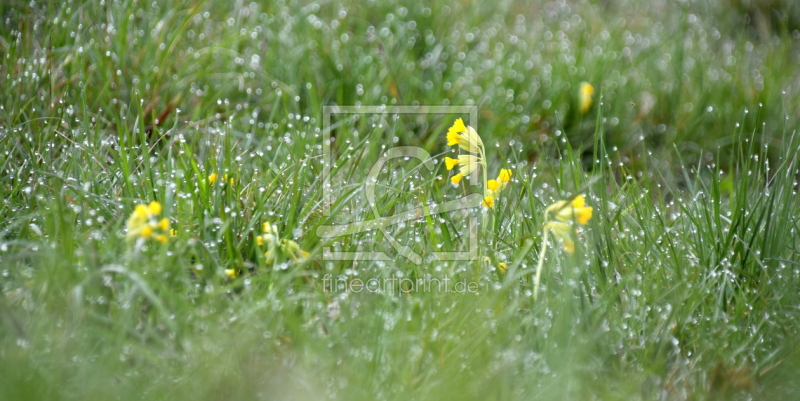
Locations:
534;225;549;300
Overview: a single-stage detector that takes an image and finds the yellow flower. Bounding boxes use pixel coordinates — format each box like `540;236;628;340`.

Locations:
148;201;162;215
579;82;594;114
444;157;460;170
546;194;593;225
125;201;172;243
447;155;481;186
209;173;218;183
446;119;483;153
225;268;237;279
498;262;507;274
487;179;499;191
498;169;512;183
482;196;495;208
170;229;177;236
256;236;264;246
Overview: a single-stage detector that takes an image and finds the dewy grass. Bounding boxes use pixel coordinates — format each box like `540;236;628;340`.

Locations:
1;0;800;400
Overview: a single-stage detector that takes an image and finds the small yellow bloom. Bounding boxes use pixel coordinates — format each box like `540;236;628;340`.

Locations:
155;234;168;244
446;119;483;153
209;173;218;183
498;169;512;183
482;196;495;208
158;218;170;231
444;157;460;170
450;173;463;185
148;201;162;215
133;204;149;218
547;194;593;225
225;268;237;279
487;180;499;191
256;236;264;246
170;229;177;236
498;263;507;274
140;226;153;238
579;82;594;115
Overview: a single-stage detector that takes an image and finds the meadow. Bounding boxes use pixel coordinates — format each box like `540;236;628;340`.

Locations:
1;0;800;399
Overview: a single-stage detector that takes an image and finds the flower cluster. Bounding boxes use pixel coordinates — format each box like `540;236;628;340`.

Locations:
534;194;594;299
444;118;512;209
260;222;310;263
249;222;309;269
543;194;593;254
209;173;234;186
126;201;170;243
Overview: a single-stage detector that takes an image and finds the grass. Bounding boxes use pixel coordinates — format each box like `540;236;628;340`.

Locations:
1;0;800;399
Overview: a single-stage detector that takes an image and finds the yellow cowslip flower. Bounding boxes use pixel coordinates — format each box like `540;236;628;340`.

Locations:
148;201;161;215
446;118;483;153
482;196;495;208
126;201;172;243
498;169;512;183
534;194;593;299
487;180;499;191
258;222;309;265
451;173;463;185
498;262;507;274
209;173;234;185
544;221;576;254
547;194;593;225
579;82;594;114
170;229;177;236
445;155;481;185
225;268;238;279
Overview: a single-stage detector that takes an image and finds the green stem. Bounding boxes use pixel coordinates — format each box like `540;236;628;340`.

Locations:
534;224;550;300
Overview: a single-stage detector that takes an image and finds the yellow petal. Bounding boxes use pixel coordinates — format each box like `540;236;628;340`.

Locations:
451;173;463;185
158;218;170;231
256;236;264;246
140;226;153;238
148;201;162;215
571;194;586;208
446;131;461;146
155;234;168;244
579;82;594;114
445;157;459;170
482;196;495;208
134;204;149;217
209;173;218;183
487;180;499;191
498;263;507;273
576;206;593;225
449;118;466;134
498;169;512;183
225;269;237;279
